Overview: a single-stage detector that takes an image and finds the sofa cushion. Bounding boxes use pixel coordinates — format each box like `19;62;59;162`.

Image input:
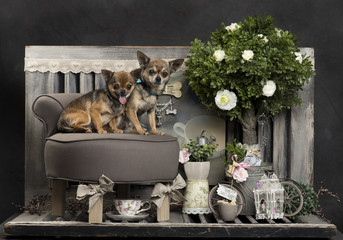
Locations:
44;133;179;183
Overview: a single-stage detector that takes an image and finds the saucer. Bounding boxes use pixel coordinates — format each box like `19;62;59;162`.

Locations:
105;212;149;222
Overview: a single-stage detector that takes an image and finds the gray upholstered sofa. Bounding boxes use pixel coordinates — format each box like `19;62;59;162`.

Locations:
32;93;180;222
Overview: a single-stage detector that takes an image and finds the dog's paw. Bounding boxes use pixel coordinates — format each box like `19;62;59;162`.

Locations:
152;130;165;135
114;129;124;134
137;129;149;135
98;129;107;134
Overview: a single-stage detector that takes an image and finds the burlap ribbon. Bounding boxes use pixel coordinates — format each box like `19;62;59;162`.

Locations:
76;175;115;212
151;174;187;208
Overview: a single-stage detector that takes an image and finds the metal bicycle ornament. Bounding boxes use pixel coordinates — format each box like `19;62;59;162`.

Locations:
209;169;304;220
253;171;284;220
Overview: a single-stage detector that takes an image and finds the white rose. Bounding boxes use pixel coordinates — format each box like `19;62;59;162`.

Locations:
242;50;254;61
226;23;241;32
257;34;269;43
294;52;303;64
215;90;237;111
275;28;282;37
213;50;225;62
262;80;277;97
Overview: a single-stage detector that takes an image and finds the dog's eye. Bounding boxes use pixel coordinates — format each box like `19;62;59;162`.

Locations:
162;72;168;77
114;84;120;89
149;69;155;75
127;84;132;90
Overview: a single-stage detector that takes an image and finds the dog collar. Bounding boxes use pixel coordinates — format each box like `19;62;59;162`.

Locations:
136;78;158;96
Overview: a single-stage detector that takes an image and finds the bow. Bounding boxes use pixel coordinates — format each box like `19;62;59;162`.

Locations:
237;162;253;171
76;175;115;212
151;174;186;208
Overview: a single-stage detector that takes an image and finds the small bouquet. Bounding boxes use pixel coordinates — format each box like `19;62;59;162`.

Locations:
224;140;255;183
179;139;218;163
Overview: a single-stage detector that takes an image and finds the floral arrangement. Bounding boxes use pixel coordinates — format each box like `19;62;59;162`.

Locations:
224;140;262;183
185;15;315;145
179;139;218;163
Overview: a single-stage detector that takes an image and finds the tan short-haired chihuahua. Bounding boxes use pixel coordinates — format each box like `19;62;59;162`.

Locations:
57;69;141;134
125;51;184;135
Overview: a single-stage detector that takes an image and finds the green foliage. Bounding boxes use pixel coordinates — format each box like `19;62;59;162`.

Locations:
284;182;318;219
185;15;315;121
183;139;218;162
297;182;319;216
224;139;247;165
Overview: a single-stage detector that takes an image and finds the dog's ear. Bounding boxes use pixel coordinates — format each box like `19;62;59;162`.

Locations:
169;58;184;73
137;51;150;67
130;68;142;81
101;69;115;82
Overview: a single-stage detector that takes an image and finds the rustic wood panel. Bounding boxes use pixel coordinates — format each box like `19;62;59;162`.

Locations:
273;110;289;179
273;48;314;184
3;211;336;239
25;72;51;203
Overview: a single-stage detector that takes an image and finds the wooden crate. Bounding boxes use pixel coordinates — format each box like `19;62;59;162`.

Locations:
4;211;336;238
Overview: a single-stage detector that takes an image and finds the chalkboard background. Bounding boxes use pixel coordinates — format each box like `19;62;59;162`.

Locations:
1;0;342;232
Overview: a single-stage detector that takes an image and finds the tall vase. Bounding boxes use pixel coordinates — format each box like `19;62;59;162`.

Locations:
182;161;211;214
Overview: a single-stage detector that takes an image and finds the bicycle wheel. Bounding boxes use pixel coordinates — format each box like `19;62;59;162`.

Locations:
281;181;304;217
208;183;245;218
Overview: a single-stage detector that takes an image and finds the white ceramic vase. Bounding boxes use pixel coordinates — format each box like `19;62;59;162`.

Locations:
184;161;210;180
182;161;211;214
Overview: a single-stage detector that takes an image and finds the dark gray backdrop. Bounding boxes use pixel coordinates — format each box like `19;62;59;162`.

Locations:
1;0;342;232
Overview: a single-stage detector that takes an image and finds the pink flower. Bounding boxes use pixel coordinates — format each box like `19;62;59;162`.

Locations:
233;167;249;183
179;148;191;164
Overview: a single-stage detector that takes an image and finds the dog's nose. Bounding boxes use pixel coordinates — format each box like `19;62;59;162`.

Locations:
120;90;126;96
155;76;161;83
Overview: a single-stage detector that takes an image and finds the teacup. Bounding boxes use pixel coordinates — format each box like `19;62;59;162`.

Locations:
114;199;151;216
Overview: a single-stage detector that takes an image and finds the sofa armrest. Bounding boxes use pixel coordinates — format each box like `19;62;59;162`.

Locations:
32;93;82;137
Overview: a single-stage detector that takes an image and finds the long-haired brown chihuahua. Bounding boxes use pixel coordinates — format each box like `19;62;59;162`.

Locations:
125;51;184;135
57;69;141;134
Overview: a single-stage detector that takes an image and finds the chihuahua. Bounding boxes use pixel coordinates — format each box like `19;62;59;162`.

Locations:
57;69;141;134
125;51;184;135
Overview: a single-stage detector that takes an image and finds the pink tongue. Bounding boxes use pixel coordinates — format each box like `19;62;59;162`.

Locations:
119;96;127;105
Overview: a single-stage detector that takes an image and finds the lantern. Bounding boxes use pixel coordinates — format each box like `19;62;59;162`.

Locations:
253;172;284;219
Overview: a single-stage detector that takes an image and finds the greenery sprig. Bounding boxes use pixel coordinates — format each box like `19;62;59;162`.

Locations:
183;139;217;162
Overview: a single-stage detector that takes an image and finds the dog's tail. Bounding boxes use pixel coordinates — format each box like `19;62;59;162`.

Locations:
57;118;92;133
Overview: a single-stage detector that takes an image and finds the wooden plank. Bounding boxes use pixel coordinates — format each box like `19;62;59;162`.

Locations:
198;214;207;224
25;71;51;204
4;220;337;239
88;195;103;224
282;217;292;223
273;110;289;179
182;213;191;223
95;73;105;90
233;217;242;224
64;72;79;93
289;48;315;185
51;180;66;217
79;72;94;93
246;215;258;224
25;46;191;60
157;195;170;222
